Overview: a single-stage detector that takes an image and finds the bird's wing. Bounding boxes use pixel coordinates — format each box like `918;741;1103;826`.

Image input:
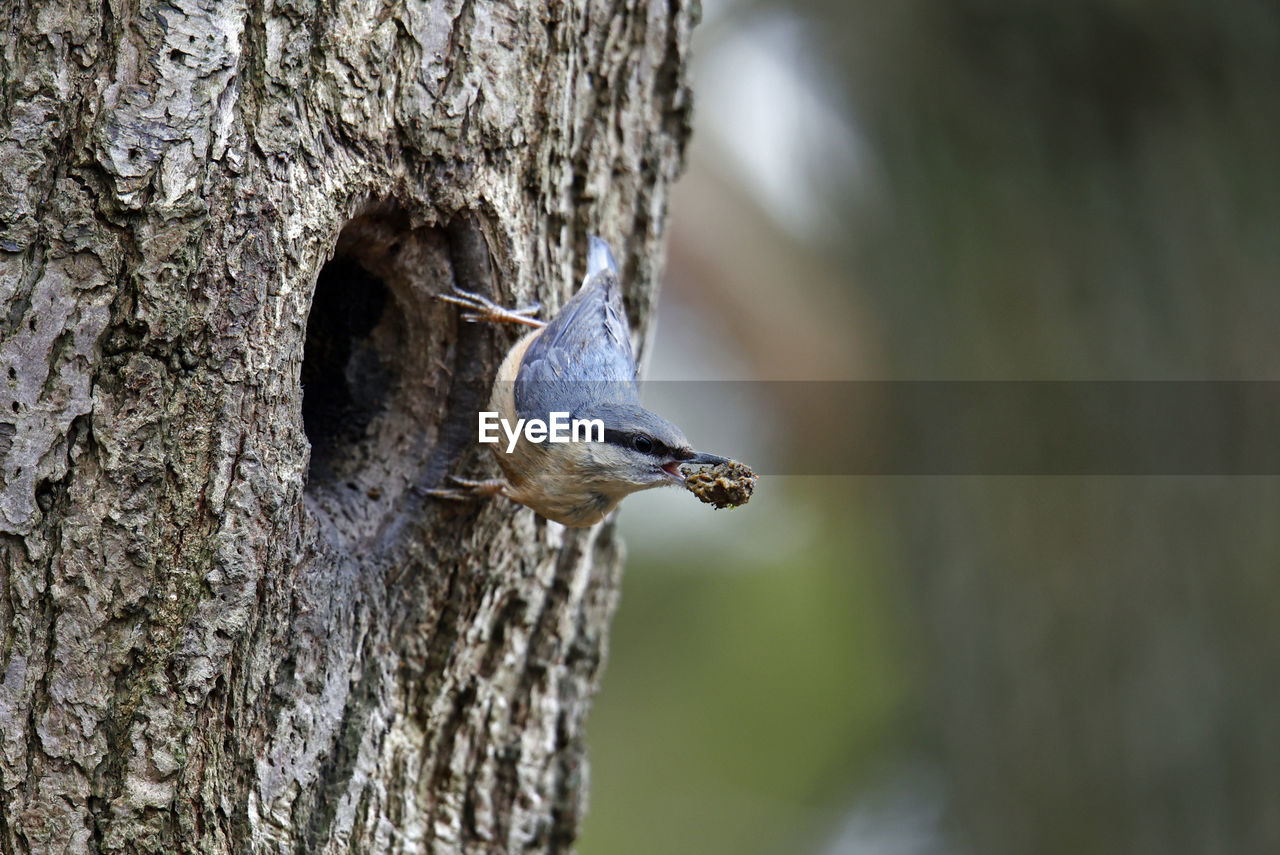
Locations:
515;241;638;421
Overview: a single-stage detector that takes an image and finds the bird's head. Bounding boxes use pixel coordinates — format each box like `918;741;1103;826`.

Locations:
574;401;728;493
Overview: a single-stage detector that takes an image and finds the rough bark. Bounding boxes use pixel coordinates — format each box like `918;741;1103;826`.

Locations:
0;0;695;852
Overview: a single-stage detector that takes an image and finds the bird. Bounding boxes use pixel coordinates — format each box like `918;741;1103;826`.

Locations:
433;235;728;527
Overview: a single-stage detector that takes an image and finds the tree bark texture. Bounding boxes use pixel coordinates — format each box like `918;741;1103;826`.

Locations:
0;0;695;852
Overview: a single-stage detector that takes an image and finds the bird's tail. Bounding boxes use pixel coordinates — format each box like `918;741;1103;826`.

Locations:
587;235;618;278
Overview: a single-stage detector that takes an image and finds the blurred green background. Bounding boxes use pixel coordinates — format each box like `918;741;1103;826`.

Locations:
580;2;1280;854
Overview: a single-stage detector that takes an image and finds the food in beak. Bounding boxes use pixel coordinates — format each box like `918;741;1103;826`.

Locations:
681;460;756;509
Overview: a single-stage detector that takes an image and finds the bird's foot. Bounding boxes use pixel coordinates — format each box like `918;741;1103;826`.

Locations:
437;287;545;328
425;476;509;501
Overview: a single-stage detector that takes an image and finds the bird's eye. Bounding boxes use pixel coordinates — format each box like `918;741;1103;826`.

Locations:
631;435;654;454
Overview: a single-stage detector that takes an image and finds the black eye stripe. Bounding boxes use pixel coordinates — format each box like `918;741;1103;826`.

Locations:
601;429;666;457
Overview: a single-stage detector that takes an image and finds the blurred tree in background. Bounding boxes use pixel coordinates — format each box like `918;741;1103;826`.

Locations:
813;3;1280;854
583;1;1280;854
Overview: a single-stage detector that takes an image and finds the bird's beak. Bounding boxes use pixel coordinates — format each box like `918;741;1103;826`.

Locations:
686;451;730;467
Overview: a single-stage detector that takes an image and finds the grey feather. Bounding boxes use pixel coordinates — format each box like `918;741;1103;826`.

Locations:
515;238;638;421
577;400;693;450
587;235;618;278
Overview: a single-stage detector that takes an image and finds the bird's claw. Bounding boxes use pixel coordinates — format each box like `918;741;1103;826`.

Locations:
425;476;509;501
437;287;544;328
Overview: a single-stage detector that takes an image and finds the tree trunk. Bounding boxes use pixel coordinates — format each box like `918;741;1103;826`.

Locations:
0;0;695;852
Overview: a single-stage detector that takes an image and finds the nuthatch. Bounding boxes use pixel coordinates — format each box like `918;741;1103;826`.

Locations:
434;236;728;527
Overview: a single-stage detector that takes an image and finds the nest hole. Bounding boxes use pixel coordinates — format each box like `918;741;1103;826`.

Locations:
301;208;461;535
302;256;397;475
